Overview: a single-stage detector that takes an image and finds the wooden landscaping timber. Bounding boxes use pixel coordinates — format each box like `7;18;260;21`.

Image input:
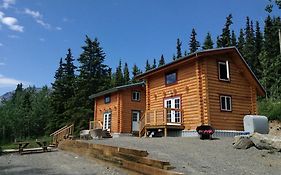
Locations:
58;140;183;175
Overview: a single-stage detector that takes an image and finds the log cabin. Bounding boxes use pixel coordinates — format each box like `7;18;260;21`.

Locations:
136;47;265;137
89;82;146;136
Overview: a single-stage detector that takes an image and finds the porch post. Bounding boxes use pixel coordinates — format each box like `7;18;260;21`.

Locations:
164;127;167;137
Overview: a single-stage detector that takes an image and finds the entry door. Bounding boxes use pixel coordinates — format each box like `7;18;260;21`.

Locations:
103;112;111;130
164;97;181;123
132;111;140;132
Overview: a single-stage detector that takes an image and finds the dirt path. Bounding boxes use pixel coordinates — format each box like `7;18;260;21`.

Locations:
0;150;128;175
85;137;281;175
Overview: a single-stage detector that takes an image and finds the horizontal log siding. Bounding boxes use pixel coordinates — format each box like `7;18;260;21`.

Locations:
147;61;201;130
94;93;119;133
120;87;146;133
206;54;257;131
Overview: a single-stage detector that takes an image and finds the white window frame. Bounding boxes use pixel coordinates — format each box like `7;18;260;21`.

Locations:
218;60;230;81
132;91;141;101
220;95;232;111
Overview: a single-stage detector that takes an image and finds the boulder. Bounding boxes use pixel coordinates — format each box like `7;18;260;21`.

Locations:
250;132;281;151
233;135;254;149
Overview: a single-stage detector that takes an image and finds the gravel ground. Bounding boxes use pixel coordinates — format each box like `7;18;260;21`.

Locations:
0;150;130;175
86;137;281;175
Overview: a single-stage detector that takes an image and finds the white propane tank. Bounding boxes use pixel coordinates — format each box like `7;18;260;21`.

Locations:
243;115;269;134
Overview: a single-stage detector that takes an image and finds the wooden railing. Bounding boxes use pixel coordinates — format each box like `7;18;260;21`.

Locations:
139;108;183;137
89;120;103;130
50;124;74;146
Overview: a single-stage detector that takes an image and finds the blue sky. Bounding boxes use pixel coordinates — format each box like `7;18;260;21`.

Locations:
0;0;279;95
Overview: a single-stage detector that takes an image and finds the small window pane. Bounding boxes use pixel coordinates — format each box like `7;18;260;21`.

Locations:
220;95;231;111
221;96;226;110
132;91;140;101
226;97;231;110
219;63;228;80
104;95;111;104
166;72;177;84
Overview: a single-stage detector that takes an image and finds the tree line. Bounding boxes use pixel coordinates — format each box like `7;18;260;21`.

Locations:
0;13;280;143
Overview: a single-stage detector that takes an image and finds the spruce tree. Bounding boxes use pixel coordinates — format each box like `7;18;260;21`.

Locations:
115;60;124;86
243;17;256;72
123;62;130;85
217;14;233;47
158;54;165;67
254;21;263;56
152;59;157;69
231;30;237;47
75;36;111;130
132;64;142;83
176;38;182;59
145;59;151;71
189;28;200;54
202;32;214;50
237;28;245;53
172;54;176;61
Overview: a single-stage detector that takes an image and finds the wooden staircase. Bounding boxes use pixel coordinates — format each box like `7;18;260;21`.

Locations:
50;124;74;146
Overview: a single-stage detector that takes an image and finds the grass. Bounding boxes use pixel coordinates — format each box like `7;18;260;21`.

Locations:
0;136;52;150
258;99;281;121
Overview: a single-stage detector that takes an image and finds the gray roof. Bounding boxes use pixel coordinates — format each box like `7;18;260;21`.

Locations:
89;82;145;99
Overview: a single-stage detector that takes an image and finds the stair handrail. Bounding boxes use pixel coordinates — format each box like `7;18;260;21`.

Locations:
50;125;69;136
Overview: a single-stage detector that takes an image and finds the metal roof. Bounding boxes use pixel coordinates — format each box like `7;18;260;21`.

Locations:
89;82;145;99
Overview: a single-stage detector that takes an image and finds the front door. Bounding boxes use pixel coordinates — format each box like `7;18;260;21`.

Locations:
132;111;140;132
103;112;111;130
164;97;181;123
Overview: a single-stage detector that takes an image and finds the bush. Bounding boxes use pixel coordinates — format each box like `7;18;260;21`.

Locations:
258;99;281;121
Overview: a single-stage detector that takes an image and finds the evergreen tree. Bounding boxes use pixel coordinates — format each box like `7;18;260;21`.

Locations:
115;60;124;86
158;54;165;67
243;17;256;72
75;36;111;130
217;14;233;47
176;38;182;59
189;28;200;53
237;28;245;53
132;64;142;83
123;62;130;84
231;30;237;47
172;54;176;61
202;32;214;50
255;21;263;57
145;59;151;71
184;50;188;56
152;59;157;69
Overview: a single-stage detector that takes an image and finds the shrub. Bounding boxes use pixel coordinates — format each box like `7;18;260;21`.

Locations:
258;99;281;121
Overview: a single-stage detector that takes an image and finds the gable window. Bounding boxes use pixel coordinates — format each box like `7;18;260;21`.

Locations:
132;91;141;101
218;61;230;81
165;71;177;85
220;95;232;111
104;95;111;104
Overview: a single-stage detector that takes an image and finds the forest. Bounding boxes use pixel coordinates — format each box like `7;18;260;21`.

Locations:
0;5;281;143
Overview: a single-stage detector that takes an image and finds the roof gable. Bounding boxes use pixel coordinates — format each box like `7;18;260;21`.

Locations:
136;47;265;96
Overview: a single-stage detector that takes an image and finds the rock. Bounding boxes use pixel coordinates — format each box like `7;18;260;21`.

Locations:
250;132;281;151
233;135;254;149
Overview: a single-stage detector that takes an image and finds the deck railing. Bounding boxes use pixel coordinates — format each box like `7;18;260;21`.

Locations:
139;108;183;137
50;124;74;146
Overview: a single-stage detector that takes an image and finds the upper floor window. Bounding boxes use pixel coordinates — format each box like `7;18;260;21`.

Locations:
165;71;177;85
220;95;232;111
132;91;141;101
104;95;111;104
218;61;230;81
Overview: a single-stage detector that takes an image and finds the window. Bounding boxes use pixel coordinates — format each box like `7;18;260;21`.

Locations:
132;91;141;101
104;95;111;104
218;61;230;81
220;95;232;111
165;71;177;85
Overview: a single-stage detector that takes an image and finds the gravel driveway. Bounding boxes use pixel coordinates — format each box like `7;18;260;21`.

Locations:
86;137;281;175
0;150;129;175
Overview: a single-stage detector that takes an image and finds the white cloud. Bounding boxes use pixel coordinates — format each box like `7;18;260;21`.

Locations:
55;26;62;30
0;42;3;46
24;8;41;18
24;8;51;29
0;11;24;32
1;0;15;9
0;74;29;88
0;62;5;66
39;38;45;42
